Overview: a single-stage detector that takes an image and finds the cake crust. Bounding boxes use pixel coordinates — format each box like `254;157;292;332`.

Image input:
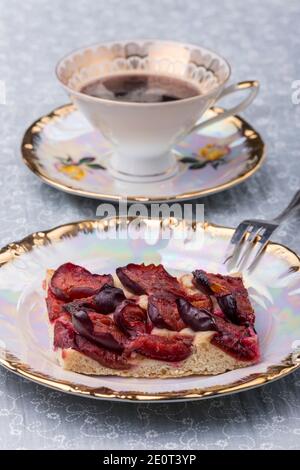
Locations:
59;337;253;377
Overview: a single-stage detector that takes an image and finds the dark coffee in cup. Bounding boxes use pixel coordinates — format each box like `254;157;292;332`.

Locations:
80;73;201;103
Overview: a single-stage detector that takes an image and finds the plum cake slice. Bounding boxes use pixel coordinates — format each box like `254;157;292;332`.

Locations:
44;262;260;378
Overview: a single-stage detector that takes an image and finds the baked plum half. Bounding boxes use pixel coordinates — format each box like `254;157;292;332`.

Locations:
50;262;113;301
116;263;184;296
193;269;255;326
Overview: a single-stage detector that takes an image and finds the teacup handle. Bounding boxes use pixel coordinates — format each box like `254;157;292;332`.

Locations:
190;80;259;133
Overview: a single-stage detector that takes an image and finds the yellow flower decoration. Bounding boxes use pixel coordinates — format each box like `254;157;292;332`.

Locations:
55;156;105;181
199;143;229;161
58;165;86;180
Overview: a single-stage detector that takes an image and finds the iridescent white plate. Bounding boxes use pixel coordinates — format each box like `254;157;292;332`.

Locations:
21;104;265;202
0;218;299;402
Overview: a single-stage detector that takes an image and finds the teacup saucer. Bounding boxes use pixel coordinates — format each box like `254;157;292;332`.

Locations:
22;104;265;202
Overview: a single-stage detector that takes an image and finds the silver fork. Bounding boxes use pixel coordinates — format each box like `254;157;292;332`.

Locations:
224;189;300;272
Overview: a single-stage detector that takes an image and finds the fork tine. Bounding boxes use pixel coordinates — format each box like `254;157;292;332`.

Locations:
247;227;276;272
230;221;252;244
236;226;265;270
224;221;252;265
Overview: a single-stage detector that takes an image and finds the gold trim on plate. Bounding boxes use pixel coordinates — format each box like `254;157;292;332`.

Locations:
21;104;266;203
0;217;299;402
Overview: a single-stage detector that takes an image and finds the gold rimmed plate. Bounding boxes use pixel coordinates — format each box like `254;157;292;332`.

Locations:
21;104;265;202
0;217;299;402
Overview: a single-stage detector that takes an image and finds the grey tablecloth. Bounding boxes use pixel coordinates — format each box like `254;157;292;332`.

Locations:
0;0;300;450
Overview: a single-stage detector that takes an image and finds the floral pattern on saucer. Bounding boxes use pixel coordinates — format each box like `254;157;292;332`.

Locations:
55;156;105;181
180;143;231;170
22;104;265;202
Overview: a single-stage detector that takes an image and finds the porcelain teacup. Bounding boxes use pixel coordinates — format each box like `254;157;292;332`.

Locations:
56;40;259;182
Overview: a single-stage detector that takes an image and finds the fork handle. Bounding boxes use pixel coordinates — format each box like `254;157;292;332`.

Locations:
272;189;300;224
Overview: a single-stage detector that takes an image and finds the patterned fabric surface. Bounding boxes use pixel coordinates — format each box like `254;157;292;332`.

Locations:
0;0;300;450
